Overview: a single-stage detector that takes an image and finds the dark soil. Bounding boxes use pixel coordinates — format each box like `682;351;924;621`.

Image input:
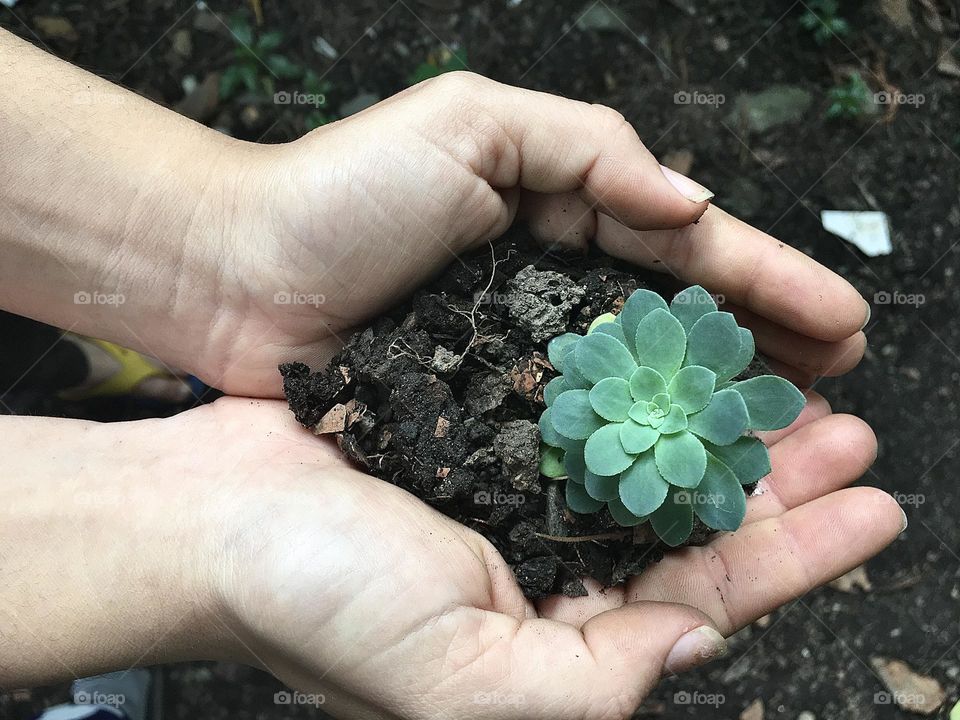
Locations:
4;0;960;718
280;231;764;599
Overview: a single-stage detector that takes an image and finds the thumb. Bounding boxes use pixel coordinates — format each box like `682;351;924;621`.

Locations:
412;72;713;230
455;601;726;719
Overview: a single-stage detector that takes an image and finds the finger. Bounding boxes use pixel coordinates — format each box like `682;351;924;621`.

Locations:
745;414;878;524
728;304;867;376
416;73;713;230
535;577;624;629
764;357;817;388
755;390;831;446
595;205;870;341
451;601;724;718
625;487;905;635
519;190;596;251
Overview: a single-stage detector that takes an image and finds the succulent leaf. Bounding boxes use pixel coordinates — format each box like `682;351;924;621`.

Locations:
552;389;605;440
650;488;694;546
657;404;688;434
702;437;771;485
620;289;669;348
670;285;718;333
730;375;806;431
693;453;747;531
547;332;581;369
654;430;707;488
619;452;669;516
588;377;633;422
576;332;638;384
563;442;587;483
539;445;566;478
560;346;591;389
607;498;646;526
595;321;634;357
538;407;565;447
543;376;570;407
620;419;660;453
686;388;750;445
629;366;668;402
585;470;621;502
684;311;742;380
635;308;686;380
667;365;717;414
566;479;605;513
731;327;755;378
588;312;618;333
584;423;635;476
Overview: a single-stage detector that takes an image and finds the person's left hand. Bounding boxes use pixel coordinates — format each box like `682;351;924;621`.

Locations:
200;73;869;396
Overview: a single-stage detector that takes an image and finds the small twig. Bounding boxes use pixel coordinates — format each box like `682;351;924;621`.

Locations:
534;531;634;543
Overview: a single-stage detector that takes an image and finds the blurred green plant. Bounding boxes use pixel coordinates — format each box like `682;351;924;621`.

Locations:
538;286;805;546
220;18;301;99
826;71;873;120
800;0;850;44
408;46;469;85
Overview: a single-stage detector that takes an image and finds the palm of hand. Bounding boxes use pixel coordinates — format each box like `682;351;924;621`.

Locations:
205;398;901;720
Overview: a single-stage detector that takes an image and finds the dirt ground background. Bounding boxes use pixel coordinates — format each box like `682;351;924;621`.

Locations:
1;0;959;718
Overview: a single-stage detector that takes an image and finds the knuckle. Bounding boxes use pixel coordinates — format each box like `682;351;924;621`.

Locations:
426;70;489;98
590;103;636;138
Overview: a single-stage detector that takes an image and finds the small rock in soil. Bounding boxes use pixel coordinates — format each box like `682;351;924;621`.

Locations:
504;265;585;342
493;420;541;493
727;85;813;134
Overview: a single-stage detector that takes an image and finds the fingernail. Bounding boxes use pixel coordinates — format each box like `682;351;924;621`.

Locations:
860;299;872;331
898;504;908;534
660;165;714;203
664;626;728;673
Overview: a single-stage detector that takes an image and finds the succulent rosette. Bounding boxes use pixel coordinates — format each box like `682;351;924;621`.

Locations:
538;285;805;546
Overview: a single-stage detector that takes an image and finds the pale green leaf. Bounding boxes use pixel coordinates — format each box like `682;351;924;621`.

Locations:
702;437;771;485
684;311;742;380
575;332;638;384
620;419;660;454
560;345;591;389
730;375;806;431
552;389;605;440
543;376;570;407
619;451;670;516
563;442;587;483
594;321;633;357
650;489;694;546
620;289;668;355
669;285;718;333
587;312;617;333
566;479;605;513
654;431;707;488
539;445;566;478
730;327;755;378
584;423;636;476
538;407;564;447
629;366;667;402
588;377;633;422
667;365;717;414
585;470;620;501
607;498;646;527
635;308;686;380
687;389;749;445
657;404;688;434
693;452;747;531
547;332;581;369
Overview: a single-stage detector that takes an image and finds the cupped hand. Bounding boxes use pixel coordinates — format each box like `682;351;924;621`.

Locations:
185;395;902;720
208;72;869;396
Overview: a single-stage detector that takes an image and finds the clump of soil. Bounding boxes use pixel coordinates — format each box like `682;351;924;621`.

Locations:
281;229;765;598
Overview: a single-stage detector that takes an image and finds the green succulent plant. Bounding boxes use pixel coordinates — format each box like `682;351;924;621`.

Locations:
538;286;805;546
